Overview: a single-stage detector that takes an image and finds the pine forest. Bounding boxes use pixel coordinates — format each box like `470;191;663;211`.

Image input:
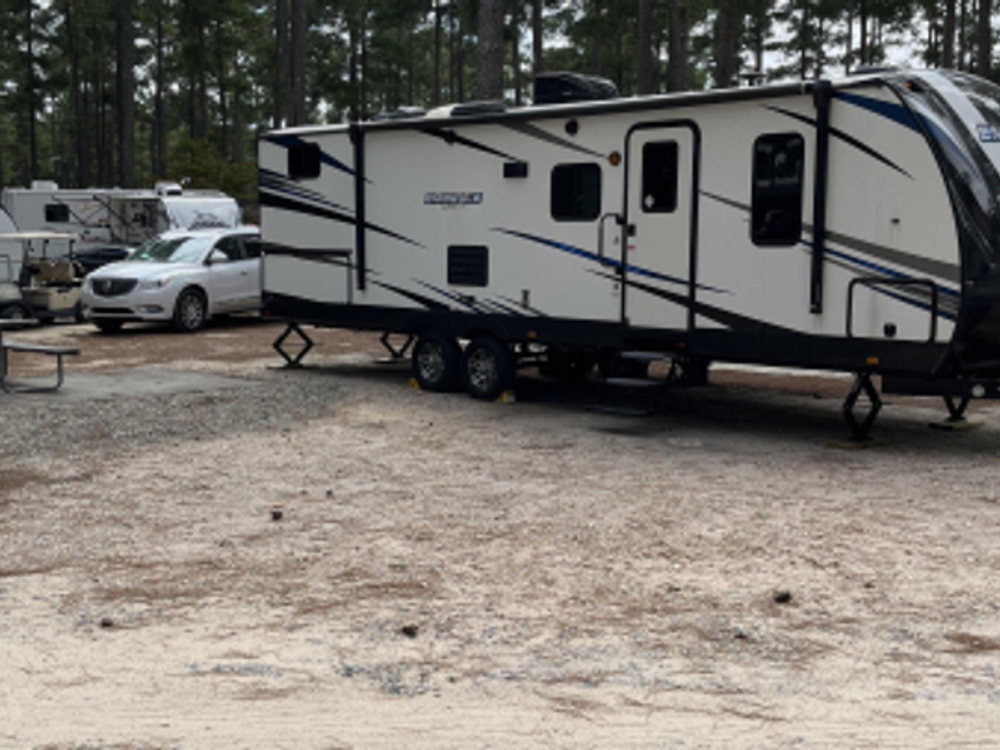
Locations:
0;0;996;211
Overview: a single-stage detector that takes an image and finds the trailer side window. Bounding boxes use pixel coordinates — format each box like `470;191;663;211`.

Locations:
551;163;601;221
45;204;70;223
288;143;321;180
751;133;804;246
642;141;678;213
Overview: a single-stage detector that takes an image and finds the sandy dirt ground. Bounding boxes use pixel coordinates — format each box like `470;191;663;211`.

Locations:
2;319;1000;749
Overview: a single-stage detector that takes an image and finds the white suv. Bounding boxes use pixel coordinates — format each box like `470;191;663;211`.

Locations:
82;227;261;333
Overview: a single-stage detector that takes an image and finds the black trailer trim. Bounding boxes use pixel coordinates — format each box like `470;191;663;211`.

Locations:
810;81;832;314
351;123;367;290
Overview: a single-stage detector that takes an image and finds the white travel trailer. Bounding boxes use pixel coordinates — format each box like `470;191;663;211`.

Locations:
258;69;1000;437
1;181;241;254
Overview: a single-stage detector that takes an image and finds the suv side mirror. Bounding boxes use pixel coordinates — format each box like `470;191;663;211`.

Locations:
207;250;229;265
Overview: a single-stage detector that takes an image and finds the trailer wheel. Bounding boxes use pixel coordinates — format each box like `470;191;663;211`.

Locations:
412;332;461;392
462;335;515;401
172;288;207;333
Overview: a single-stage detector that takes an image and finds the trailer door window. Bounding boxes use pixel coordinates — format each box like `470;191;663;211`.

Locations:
751;133;804;245
551;163;601;221
288;143;321;180
642;141;678;213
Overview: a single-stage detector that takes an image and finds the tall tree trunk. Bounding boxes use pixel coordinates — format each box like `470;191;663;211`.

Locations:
531;0;543;76
448;2;456;100
714;0;740;87
349;20;360;120
155;3;166;179
275;0;289;126
290;0;307;125
26;2;39;182
592;0;602;75
960;0;968;69
637;0;654;94
511;5;523;105
476;0;504;100
977;0;992;76
117;0;136;188
667;0;689;91
197;19;208;140
944;0;957;68
456;11;465;101
433;0;442;105
215;18;230;157
68;0;88;187
96;19;110;186
859;0;869;66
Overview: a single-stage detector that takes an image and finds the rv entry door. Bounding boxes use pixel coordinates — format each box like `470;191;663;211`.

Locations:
622;122;699;332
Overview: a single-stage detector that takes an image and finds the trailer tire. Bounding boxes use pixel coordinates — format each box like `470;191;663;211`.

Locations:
172;288;207;333
412;332;461;392
462;335;515;401
0;303;30;320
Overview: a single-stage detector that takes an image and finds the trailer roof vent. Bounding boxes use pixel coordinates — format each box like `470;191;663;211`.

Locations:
533;72;619;105
450;100;507;117
849;65;898;76
371;106;427;121
155;181;184;196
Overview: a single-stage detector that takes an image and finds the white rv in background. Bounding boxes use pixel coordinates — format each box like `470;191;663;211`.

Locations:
258;69;1000;437
0;181;241;256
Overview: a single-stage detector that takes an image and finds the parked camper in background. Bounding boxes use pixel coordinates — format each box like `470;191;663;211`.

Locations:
0;181;241;260
259;69;1000;438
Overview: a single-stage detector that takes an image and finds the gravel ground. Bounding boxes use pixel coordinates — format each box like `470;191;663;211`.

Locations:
2;318;1000;749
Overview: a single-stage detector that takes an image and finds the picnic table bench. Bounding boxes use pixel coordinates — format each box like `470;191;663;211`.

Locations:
0;320;80;393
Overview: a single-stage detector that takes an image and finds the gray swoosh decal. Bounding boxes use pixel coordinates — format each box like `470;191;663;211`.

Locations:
501;121;605;158
701;191;960;283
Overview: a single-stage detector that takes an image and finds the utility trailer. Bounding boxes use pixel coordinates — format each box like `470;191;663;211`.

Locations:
258;69;1000;438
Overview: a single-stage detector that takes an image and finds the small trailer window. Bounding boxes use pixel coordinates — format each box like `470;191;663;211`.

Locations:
751;133;804;246
288;143;321;180
45;204;70;223
551;163;601;221
642;141;678;213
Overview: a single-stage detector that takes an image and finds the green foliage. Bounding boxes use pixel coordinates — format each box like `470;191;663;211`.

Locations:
0;0;993;196
166;137;258;213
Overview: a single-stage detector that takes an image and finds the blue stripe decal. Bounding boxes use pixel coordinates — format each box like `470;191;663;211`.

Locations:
799;239;957;319
493;227;728;294
834;91;921;132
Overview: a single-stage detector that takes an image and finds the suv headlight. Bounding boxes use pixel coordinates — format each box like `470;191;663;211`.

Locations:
138;277;171;290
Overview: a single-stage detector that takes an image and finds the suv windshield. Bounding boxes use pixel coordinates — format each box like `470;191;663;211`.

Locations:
131;235;213;263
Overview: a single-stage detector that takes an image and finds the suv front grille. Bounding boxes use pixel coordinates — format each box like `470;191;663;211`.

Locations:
91;278;138;297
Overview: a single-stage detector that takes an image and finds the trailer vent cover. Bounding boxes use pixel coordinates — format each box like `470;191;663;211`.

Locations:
448;245;489;287
450;101;507;117
533;72;619;105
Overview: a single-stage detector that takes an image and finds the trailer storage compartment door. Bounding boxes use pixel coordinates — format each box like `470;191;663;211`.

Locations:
263;248;353;307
